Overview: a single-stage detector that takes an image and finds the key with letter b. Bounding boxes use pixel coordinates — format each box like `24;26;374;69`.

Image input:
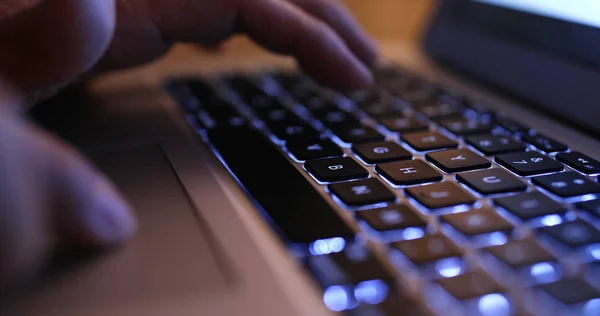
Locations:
305;157;368;182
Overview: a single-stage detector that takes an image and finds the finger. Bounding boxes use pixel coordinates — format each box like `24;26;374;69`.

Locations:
236;0;373;91
34;129;137;247
0;0;116;92
0;113;136;291
290;0;378;66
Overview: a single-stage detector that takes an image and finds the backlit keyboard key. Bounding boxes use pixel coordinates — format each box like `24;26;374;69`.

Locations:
576;199;600;218
439;118;494;136
392;235;462;265
353;141;412;164
379;116;429;133
495;152;564;176
287;139;343;160
538;220;600;248
305;157;369;182
494;192;566;219
436;271;504;300
426;148;491;173
334;126;385;144
441;207;513;236
357;205;427;232
556;152;600;174
329;179;396;206
269;121;320;141
486;239;556;268
306;247;395;287
496;118;529;134
532;172;600;197
522;134;568;153
376;160;443;186
401;131;459;152
406;182;476;209
457;168;527;195
465;135;526;155
537;278;600;305
415;101;463;119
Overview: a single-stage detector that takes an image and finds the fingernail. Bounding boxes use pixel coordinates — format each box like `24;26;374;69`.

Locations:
88;183;136;246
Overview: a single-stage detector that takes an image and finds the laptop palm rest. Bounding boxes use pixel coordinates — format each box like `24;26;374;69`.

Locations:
15;144;232;315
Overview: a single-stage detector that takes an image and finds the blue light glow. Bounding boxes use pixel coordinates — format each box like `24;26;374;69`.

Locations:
309;237;346;255
354;280;389;305
478;293;511;316
540;215;563;227
588;244;600;261
435;257;463;278
584;299;600;316
487;232;508;246
530;262;558;284
323;286;352;312
403;227;425;241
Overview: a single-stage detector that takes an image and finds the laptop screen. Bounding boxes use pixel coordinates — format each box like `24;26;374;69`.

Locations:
474;0;600;29
463;0;600;70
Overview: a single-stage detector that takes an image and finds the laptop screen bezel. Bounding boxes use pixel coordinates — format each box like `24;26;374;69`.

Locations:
424;0;600;137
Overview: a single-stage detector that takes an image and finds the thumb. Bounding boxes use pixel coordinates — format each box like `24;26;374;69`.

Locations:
0;0;116;93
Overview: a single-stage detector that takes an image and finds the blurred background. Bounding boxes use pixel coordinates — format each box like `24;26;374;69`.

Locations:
344;0;435;42
216;0;436;52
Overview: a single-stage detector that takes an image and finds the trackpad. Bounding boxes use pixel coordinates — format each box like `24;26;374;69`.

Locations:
37;144;231;311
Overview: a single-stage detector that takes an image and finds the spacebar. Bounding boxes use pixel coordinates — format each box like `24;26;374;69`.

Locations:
208;128;354;244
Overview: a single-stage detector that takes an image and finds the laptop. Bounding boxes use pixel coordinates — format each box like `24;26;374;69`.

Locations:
10;0;600;315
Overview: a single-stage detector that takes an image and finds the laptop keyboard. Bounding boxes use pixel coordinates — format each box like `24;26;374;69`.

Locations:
167;66;600;316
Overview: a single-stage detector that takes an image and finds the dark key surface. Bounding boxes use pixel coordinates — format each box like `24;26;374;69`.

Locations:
286;139;343;160
494;192;566;219
538;220;600;248
329;179;396;206
315;108;360;128
376;160;443;186
334;126;385;144
257;107;295;124
406;182;476;209
439;118;494;136
487;239;556;268
532;172;600;197
379;116;429;133
556;152;600;174
305;157;369;182
496;152;564;176
348;296;424;316
576;199;600;218
306;247;394;287
522;134;568;153
357;205;427;232
497;118;529;133
537;278;600;305
457;168;528;195
401;131;458;152
392;235;462;265
441;207;514;236
208;128;354;243
436;271;504;300
465;135;526;155
415;101;463;119
203;104;248;128
426;149;491;173
353;141;412;164
269;121;320;141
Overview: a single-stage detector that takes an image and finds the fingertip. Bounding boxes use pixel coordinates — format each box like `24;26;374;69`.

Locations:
86;180;136;246
357;36;380;67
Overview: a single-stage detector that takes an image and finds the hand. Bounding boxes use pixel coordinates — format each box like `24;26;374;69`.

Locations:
1;0;377;99
0;88;136;291
0;0;377;290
